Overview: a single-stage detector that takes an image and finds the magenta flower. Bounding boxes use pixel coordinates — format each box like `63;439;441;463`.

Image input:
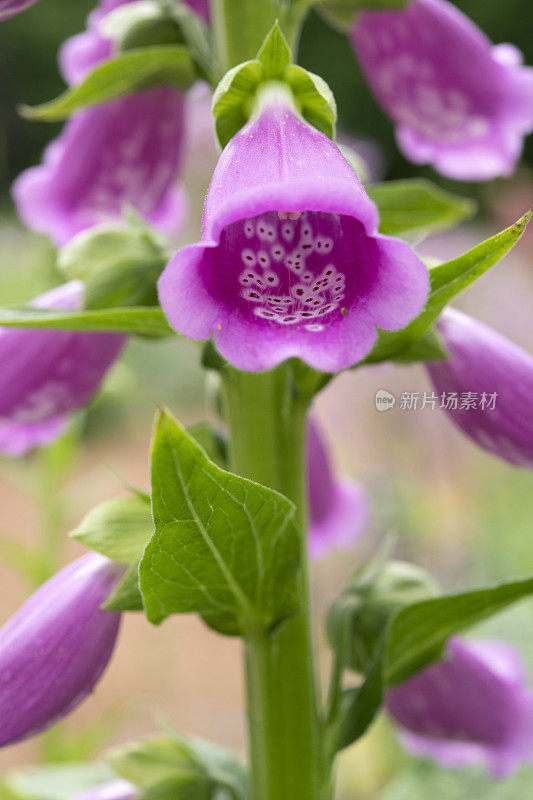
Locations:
307;418;368;559
0;281;125;457
73;781;138;800
12;88;186;246
426;307;533;468
351;0;533;181
158;94;428;372
387;637;533;778
0;0;39;20
0;553;123;748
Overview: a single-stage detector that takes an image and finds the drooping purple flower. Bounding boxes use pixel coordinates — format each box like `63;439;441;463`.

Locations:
0;0;38;21
425;307;533;468
351;0;533;181
12;88;186;246
73;780;138;800
0;553;123;748
307;418;368;559
158;93;428;372
386;637;533;778
0;281;125;457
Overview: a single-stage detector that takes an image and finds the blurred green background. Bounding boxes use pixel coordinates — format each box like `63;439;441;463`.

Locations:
0;1;532;799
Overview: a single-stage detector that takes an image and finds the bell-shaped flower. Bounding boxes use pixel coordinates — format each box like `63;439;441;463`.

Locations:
0;0;39;20
386;637;533;777
0;553;123;748
351;0;533;181
425;307;533;468
12;88;186;246
307;418;368;559
158;90;428;372
0;281;125;457
73;780;138;800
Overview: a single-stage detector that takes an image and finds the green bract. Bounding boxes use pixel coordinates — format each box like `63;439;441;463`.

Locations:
212;22;337;147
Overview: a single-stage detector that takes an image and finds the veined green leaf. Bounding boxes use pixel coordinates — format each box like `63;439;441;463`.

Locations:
0;306;174;337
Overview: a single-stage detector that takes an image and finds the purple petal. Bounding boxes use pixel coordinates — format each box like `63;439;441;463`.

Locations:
386;637;533;777
73;780;138;800
0;553;123;747
426;307;533;468
0;0;39;20
159;98;428;372
12;89;186;246
0;281;125;457
306;418;368;559
351;0;533;180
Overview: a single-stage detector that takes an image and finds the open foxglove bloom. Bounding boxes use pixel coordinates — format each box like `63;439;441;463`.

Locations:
0;281;125;457
0;553;123;748
73;780;138;800
351;0;533;181
307;418;368;559
426;307;533;468
386;638;533;778
0;0;39;20
12;88;186;246
158;92;428;372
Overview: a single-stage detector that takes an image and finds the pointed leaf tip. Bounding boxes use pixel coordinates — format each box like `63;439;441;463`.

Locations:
257;21;291;79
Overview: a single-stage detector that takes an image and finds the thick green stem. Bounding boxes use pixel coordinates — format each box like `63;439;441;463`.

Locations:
222;365;325;800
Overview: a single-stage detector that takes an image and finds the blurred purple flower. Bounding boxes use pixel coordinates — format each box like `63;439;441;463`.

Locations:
0;553;123;748
0;281;125;457
426;307;533;468
307;418;368;559
351;0;533;181
158;93;428;372
0;0;38;20
12;88;186;247
73;780;138;800
387;637;533;778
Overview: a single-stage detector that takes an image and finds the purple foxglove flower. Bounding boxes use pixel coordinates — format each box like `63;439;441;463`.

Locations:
158;94;428;372
0;0;39;20
386;637;533;778
307;418;368;559
73;780;138;800
12;87;186;246
425;307;533;468
351;0;533;181
0;281;125;457
0;553;123;748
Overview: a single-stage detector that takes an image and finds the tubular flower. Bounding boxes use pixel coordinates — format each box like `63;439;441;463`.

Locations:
158;93;428;372
386;638;533;778
13;0;187;246
0;0;38;20
426;307;533;468
0;553;123;748
0;281;125;457
73;781;138;800
307;418;368;559
351;0;533;181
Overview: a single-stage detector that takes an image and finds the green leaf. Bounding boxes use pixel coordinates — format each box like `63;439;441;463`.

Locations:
362;210;531;365
103;560;144;611
21;46;196;122
187;423;228;469
3;763;114;800
139;410;300;632
109;735;247;800
71;495;153;562
257;22;291;80
368;179;475;243
391;327;447;363
334;576;533;751
0;305;174;337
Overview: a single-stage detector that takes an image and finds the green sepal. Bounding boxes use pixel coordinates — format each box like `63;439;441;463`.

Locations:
103;561;144;612
212;22;337;148
360;209;531;366
139;409;301;633
331;575;533;753
368;178;476;243
21;45;196;122
71;494;153;563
